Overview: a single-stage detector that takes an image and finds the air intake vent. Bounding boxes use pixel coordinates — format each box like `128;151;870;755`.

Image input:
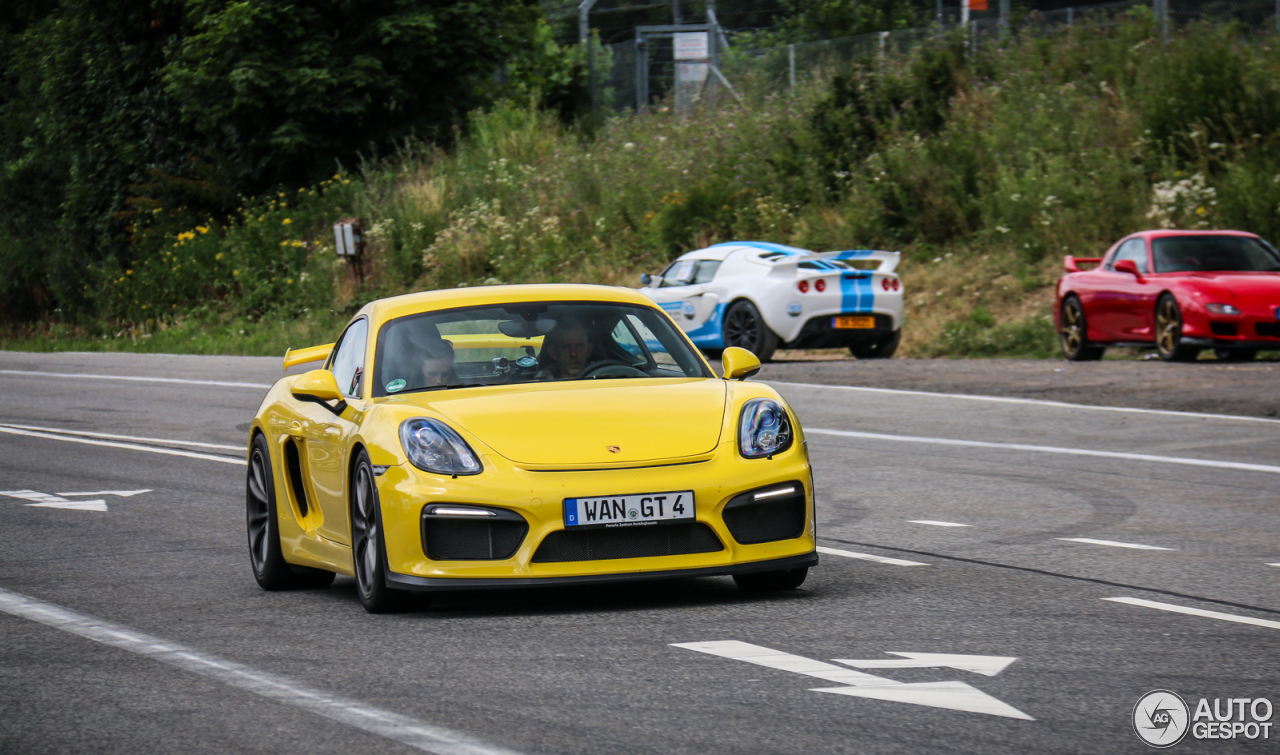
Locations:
421;505;528;561
722;482;807;545
532;522;722;563
1255;322;1280;338
1210;322;1238;337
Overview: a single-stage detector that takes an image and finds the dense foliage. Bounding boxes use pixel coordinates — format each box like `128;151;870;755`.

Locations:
8;11;1280;360
0;0;544;321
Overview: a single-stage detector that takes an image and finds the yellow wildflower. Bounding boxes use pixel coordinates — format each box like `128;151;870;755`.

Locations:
233;270;239;277
216;253;223;261
126;270;132;275
282;218;292;225
196;226;209;234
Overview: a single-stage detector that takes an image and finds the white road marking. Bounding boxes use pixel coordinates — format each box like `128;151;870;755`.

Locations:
908;520;971;527
1268;563;1280;567
807;427;1280;475
0;369;271;390
0;423;241;451
817;546;928;566
832;653;1018;677
672;641;1033;720
1103;597;1280;631
0;490;108;511
0;587;524;755
1056;537;1172;551
57;489;152;497
0;426;244;465
771;380;1280;425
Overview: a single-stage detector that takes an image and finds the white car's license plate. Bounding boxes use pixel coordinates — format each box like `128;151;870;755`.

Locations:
563;490;695;529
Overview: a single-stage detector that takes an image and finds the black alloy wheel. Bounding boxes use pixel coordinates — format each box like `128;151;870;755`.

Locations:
733;567;808;593
1214;347;1257;362
350;450;415;613
1059;296;1105;361
1155;293;1200;362
850;329;901;359
723;300;779;362
246;434;334;590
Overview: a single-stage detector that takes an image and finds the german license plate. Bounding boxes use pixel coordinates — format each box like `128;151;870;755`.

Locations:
564;490;694;529
833;315;875;329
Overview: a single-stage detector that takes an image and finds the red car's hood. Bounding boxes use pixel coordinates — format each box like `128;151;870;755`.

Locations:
1172;272;1280;306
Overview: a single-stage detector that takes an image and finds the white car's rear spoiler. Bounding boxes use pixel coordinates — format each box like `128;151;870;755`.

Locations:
765;249;900;276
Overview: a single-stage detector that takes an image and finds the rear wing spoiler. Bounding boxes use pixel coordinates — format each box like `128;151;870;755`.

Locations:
283;342;335;371
767;249;900;276
1064;255;1103;273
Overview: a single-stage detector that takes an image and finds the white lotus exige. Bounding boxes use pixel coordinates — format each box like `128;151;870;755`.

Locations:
639;241;903;362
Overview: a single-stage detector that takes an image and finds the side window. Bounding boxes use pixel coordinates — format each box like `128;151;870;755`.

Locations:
1109;239;1148;273
659;259;696;287
693;261;721;284
329;318;369;398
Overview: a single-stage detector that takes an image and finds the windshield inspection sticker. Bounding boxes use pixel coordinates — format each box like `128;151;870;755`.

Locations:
1133;690;1273;748
385;379;406;393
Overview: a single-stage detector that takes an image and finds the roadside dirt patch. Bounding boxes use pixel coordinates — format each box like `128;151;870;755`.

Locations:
753;355;1280;420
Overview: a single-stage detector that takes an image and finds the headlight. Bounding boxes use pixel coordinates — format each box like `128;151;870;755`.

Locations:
1206;303;1241;315
739;399;794;459
399;418;482;476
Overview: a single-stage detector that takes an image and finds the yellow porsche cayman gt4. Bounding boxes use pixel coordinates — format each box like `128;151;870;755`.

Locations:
246;284;817;612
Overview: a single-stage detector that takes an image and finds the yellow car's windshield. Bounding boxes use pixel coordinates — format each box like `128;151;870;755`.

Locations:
372;301;711;396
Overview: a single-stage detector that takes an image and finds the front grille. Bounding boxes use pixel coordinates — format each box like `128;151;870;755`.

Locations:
1210;321;1238;337
422;506;528;560
722;482;807;545
532;522;722;563
1256;322;1280;338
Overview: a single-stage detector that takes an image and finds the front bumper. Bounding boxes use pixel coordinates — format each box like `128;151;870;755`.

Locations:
374;439;816;586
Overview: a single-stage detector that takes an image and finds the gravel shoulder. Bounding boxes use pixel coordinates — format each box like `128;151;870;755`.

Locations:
755;354;1280;419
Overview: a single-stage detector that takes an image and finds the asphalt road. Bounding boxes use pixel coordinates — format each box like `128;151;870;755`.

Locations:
1;351;1277;754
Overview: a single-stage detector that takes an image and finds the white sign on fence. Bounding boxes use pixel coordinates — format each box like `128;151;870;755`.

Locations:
673;32;709;60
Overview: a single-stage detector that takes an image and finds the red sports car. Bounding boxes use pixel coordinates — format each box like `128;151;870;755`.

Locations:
1055;230;1280;361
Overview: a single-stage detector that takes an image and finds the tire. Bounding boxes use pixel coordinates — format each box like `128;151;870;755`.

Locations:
1155;294;1200;362
733;567;808;593
723;300;779;363
350;450;416;613
1059;297;1104;361
849;329;901;359
246;434;335;590
1214;347;1257;362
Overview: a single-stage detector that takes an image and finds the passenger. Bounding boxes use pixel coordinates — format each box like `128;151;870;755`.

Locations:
420;336;457;387
538;321;594;378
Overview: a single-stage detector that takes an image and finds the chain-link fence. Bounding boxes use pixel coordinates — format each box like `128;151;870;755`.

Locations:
594;0;1279;112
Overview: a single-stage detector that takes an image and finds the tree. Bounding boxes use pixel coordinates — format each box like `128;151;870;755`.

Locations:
164;0;541;192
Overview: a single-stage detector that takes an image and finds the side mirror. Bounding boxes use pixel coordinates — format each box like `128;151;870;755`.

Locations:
721;346;761;381
640;273;653;286
291;369;344;402
1114;260;1141;276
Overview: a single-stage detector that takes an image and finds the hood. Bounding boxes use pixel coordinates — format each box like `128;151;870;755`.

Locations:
401;378;728;466
1181;272;1280;303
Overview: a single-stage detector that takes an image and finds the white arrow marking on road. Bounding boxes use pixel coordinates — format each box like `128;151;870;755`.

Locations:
672;641;1033;720
832;652;1018;677
0;490;109;512
57;489;152;498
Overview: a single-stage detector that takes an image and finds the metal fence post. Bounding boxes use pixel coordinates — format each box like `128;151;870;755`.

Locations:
789;44;796;90
579;0;598;117
1154;0;1169;41
1000;0;1010;28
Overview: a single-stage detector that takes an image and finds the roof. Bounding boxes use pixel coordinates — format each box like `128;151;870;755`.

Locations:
360;284;653;327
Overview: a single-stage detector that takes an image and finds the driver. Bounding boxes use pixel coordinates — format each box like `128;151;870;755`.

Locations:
538;321;595;378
